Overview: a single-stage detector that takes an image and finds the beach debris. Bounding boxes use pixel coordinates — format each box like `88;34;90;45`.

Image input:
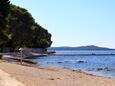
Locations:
57;78;60;79
72;70;76;71
49;78;55;80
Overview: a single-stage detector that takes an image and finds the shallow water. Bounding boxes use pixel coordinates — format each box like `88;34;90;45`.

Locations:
35;50;115;78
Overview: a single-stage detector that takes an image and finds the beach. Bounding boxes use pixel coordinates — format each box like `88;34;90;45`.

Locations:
0;62;24;86
0;62;115;86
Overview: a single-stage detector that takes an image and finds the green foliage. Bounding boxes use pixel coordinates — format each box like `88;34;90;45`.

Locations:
0;4;52;50
0;0;10;45
31;23;52;48
7;4;34;48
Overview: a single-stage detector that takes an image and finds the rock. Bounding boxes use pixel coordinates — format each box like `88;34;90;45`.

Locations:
57;62;63;63
97;68;103;71
77;61;86;63
104;67;111;71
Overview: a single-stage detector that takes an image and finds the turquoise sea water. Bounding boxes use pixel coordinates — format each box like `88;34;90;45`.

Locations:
36;50;115;78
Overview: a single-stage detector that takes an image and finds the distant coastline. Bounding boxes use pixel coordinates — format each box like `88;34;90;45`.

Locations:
49;45;115;50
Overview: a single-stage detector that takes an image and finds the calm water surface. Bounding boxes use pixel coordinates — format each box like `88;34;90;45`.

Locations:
35;50;115;78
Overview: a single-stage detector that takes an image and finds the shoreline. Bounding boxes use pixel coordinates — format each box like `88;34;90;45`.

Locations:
2;54;115;79
0;62;115;86
50;53;115;56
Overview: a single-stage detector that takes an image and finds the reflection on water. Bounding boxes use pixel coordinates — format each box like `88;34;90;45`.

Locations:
36;50;115;78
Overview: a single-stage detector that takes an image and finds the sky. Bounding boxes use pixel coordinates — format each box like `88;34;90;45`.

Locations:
10;0;115;48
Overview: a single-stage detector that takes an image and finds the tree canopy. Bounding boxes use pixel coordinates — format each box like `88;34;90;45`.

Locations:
0;0;10;45
0;4;52;51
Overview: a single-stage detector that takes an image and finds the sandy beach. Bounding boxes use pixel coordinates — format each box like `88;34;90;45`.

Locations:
0;63;24;86
0;62;115;86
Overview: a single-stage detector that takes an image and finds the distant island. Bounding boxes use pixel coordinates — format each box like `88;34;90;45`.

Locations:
49;45;115;50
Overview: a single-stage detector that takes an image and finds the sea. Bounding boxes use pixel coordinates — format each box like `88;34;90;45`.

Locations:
35;49;115;78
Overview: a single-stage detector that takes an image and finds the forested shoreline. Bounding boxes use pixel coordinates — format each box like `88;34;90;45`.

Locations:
0;0;52;51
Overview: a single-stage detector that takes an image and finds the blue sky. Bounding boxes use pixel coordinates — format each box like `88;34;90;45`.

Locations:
10;0;115;48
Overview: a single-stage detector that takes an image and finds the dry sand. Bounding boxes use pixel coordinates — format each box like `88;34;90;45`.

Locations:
0;62;115;86
0;65;24;86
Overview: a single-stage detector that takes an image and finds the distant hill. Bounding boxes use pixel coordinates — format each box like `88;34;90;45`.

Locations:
49;45;114;50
